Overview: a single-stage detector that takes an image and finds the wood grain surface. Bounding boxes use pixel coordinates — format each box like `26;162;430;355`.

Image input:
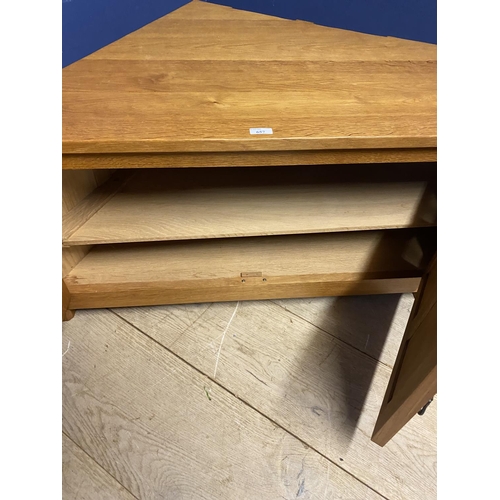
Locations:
62;1;436;157
62;171;135;243
62;308;384;499
64;167;436;246
62;149;437;169
62;170;115;277
65;229;435;309
274;293;415;368
63;434;137;500
67;230;434;285
372;258;437;446
113;299;437;500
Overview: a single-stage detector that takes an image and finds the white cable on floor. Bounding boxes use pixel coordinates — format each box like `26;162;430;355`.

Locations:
213;301;240;379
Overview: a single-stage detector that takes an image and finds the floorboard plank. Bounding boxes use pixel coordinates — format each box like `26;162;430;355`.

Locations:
273;294;414;367
63;433;137;500
115;300;436;500
63;309;383;500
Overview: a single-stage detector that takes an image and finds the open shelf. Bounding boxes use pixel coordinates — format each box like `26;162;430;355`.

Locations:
62;165;437;246
65;228;436;310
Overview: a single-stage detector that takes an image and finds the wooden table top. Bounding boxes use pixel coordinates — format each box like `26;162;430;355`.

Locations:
62;0;436;160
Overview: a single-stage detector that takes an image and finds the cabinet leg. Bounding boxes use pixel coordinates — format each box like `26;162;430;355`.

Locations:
63;281;75;322
63;308;75;322
417;398;433;416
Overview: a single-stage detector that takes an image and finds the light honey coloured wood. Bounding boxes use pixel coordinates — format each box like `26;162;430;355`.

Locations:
65;229;435;310
62;170;116;319
61;0;437;449
62;170;116;278
63;148;437;169
62;170;104;273
62;170;135;243
371;258;437;446
62;170;102;215
62;280;74;322
64;167;437;246
62;0;436;164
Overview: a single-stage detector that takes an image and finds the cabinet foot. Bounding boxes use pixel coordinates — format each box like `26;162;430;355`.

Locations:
63;281;75;322
417;398;433;416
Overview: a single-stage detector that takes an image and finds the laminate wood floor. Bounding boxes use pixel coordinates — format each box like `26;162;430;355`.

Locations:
62;294;436;499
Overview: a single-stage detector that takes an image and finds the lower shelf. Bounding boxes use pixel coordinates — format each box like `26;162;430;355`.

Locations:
65;228;436;310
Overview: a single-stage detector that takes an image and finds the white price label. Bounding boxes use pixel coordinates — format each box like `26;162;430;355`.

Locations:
249;128;273;135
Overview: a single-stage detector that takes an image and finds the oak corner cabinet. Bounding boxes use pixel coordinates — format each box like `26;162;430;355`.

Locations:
62;0;437;446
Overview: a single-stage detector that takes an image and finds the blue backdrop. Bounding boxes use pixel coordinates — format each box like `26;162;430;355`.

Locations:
205;0;436;43
62;0;189;67
63;0;436;68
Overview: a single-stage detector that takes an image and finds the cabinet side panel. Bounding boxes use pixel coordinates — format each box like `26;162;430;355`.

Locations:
62;169;115;277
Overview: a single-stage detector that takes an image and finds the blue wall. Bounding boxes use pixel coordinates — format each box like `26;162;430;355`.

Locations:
63;0;436;67
204;0;436;44
62;0;189;67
